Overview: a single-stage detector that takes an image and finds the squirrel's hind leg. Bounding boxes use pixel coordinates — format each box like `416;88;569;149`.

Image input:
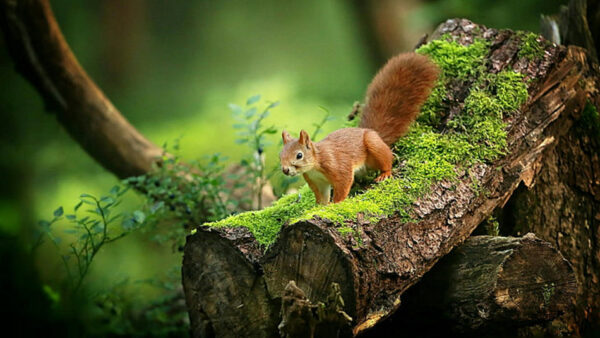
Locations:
364;130;393;182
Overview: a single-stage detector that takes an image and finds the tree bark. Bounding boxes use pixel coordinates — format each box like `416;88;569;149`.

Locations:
182;19;599;337
361;234;577;337
0;0;163;179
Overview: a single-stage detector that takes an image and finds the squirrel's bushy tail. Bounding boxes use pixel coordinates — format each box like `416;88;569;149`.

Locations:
360;53;440;146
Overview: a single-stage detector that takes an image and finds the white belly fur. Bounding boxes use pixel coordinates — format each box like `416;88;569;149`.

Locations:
305;169;331;201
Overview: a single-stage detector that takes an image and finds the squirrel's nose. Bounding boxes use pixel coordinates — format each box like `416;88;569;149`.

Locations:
282;167;290;175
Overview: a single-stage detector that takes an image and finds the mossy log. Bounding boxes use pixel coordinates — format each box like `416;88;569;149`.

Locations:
362;234;577;337
182;19;599;337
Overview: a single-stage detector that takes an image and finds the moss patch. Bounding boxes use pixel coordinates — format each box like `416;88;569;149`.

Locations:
517;31;547;60
579;101;600;143
416;37;490;81
209;185;317;245
204;35;530;247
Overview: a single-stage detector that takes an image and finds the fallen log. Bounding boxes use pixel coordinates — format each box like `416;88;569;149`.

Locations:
361;234;577;337
183;18;599;337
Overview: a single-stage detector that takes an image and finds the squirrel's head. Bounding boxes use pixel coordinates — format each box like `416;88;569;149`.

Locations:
279;129;316;176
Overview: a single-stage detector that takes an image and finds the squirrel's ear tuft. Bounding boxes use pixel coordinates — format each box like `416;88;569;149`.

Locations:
299;130;311;146
282;130;292;144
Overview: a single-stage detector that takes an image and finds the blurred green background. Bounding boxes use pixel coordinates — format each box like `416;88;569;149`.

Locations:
0;0;564;334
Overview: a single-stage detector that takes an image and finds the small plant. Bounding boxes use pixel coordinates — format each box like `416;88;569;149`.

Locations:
485;215;500;236
92;269;189;336
35;185;144;293
125;138;240;246
311;105;335;141
542;282;555;307
230;95;280;209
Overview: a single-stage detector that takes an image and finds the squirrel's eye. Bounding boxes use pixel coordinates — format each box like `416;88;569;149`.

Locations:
296;152;303;160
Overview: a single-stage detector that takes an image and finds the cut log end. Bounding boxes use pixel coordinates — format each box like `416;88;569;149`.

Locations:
363;234;577;336
279;281;352;338
182;228;278;338
262;220;358;320
493;234;577;323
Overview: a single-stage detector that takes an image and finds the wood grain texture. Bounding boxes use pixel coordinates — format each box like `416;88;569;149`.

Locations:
364;234;577;336
182;227;278;338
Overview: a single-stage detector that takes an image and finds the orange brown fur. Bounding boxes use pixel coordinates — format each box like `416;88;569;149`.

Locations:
360;53;440;145
280;53;439;204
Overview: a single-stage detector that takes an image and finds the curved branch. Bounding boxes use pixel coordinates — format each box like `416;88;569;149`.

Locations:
0;0;163;178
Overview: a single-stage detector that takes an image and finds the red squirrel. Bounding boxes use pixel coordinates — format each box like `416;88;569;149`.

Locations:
279;52;439;204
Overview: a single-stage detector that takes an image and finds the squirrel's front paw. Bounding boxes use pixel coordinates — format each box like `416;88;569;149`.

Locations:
374;172;392;182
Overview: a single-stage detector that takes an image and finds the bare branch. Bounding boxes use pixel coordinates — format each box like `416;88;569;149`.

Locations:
0;0;163;178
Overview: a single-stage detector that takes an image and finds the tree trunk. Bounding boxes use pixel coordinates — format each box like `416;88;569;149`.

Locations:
0;0;163;179
182;18;599;337
361;234;577;337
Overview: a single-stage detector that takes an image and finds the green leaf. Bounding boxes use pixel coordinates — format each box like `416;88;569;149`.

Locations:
264;126;278;134
318;105;330;113
92;223;104;234
150;201;164;214
122;218;135;231
117;185;130;197
65;214;76;220
74;201;83;211
235;139;248;144
42;285;60;304
53;207;64;217
245;107;257;118
267;101;280;109
63;229;77;234
80;193;94;199
133;210;146;224
109;185;120;195
38;220;51;230
246;94;261;105
228;103;243;115
100;196;115;204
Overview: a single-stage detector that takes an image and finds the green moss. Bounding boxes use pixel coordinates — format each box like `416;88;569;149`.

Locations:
416;37;490;81
418;82;447;126
208;185;317;245
492;71;529;111
201;36;531;247
517;31;546;60
579;101;600;143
